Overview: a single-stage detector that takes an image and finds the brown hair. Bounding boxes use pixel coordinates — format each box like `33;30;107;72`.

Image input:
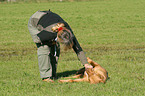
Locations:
57;27;74;51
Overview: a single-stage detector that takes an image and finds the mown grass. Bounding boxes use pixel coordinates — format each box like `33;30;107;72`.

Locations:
0;0;145;96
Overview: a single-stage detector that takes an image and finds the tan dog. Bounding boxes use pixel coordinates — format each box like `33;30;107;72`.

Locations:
59;57;108;84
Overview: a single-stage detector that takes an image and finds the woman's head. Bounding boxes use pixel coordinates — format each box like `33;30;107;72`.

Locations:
57;27;73;51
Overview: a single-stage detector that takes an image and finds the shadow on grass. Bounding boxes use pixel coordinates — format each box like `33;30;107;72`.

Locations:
57;70;78;78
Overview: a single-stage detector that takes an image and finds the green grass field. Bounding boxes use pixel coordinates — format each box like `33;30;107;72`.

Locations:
0;0;145;96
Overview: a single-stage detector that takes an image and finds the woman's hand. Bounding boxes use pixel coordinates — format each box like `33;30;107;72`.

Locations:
84;64;93;69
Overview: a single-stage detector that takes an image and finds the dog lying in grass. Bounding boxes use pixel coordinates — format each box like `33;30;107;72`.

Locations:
59;57;108;84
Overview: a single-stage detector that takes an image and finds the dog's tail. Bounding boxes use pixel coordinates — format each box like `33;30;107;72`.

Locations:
87;57;100;67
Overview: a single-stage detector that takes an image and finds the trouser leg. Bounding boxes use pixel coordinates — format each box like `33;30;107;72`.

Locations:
37;45;52;78
50;43;60;78
37;44;60;79
49;54;57;78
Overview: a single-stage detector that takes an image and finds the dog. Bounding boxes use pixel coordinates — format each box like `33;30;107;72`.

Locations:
59;57;108;84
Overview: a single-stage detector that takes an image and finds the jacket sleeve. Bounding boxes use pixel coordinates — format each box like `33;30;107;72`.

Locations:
61;20;88;65
72;36;88;65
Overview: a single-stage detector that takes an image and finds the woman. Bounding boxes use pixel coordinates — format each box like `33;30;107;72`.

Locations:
28;10;92;82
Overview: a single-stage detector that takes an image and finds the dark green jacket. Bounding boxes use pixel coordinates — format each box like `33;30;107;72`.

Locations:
34;10;88;65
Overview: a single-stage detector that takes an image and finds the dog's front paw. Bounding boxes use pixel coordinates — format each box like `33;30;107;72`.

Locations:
87;57;92;63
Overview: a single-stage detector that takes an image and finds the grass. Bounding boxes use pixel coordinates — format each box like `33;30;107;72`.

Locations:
0;0;145;96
